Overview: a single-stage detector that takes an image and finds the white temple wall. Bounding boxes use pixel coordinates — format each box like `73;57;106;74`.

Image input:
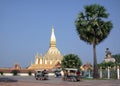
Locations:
40;59;42;64
45;60;47;64
35;58;38;64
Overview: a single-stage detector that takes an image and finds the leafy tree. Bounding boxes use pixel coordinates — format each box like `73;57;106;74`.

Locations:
61;54;82;69
75;4;113;78
112;54;120;63
98;62;117;68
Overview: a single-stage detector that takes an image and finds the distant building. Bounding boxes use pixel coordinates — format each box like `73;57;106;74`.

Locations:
14;63;21;69
104;48;115;62
28;26;63;70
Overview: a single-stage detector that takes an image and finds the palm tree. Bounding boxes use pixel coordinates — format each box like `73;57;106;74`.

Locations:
61;54;82;69
75;4;113;78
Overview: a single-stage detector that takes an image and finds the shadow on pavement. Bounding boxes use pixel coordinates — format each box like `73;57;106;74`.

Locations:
0;77;18;82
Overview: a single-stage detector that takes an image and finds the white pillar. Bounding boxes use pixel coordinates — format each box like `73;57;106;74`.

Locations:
108;67;110;79
100;67;102;78
117;66;120;80
88;70;91;78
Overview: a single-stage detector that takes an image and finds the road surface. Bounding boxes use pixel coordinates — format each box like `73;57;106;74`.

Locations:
0;76;120;86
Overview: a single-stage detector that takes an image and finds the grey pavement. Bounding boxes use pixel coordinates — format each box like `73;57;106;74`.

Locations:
0;76;120;86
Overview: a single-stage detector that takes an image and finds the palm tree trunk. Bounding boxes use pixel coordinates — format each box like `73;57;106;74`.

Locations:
93;44;99;79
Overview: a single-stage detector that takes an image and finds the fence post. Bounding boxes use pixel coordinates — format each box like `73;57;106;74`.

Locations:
108;67;110;79
88;70;91;78
100;67;102;78
117;66;119;80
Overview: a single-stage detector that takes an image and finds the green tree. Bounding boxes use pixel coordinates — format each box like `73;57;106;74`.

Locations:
75;4;113;78
112;54;120;63
98;62;116;68
61;54;82;69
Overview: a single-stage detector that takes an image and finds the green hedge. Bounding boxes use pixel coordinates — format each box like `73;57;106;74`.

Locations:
11;70;20;76
0;71;3;75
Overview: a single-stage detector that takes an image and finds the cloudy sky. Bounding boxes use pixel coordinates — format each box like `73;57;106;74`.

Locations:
0;0;120;68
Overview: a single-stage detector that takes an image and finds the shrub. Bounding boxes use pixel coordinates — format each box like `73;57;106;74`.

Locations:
0;71;3;75
11;70;20;76
28;71;32;76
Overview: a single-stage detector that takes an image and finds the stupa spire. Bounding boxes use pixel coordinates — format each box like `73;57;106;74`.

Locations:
50;26;56;47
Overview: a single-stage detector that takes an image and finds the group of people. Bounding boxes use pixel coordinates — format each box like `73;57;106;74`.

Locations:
63;69;82;81
55;71;62;77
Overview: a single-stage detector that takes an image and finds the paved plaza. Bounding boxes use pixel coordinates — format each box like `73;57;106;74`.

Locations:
0;76;120;86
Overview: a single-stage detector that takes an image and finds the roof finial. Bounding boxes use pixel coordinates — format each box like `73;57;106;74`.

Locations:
50;25;56;47
52;25;54;32
35;52;39;58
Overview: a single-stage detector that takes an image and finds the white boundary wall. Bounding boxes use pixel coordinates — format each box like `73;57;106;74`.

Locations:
0;73;55;76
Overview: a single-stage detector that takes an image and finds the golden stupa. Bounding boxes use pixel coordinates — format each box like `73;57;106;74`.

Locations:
28;26;63;70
